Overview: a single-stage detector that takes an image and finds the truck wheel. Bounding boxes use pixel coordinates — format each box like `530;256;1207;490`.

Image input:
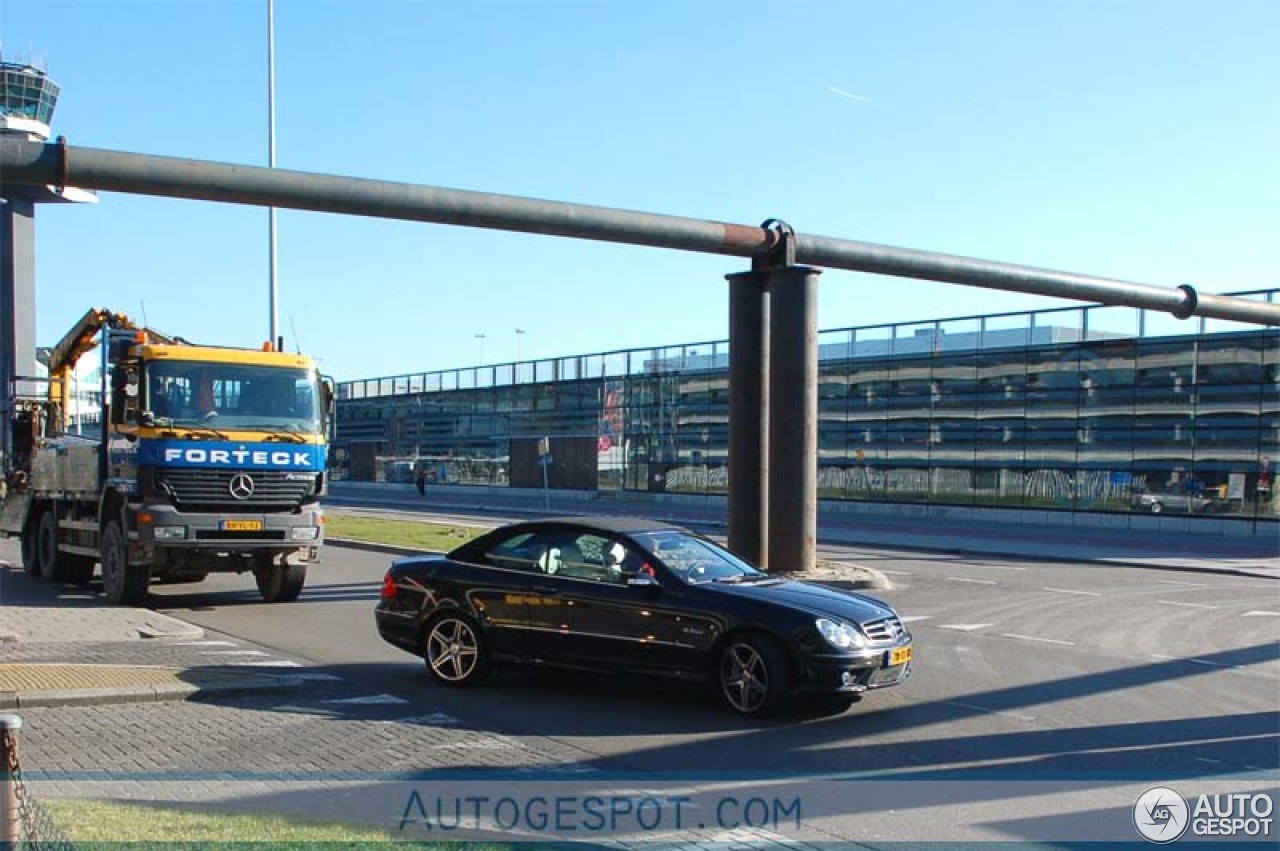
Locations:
255;560;306;603
37;510;68;582
101;520;148;605
20;516;39;576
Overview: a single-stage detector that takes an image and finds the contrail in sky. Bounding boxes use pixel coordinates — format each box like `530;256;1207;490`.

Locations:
827;85;897;114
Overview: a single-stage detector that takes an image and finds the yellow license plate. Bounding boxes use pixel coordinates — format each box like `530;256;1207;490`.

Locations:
888;645;913;666
221;519;263;532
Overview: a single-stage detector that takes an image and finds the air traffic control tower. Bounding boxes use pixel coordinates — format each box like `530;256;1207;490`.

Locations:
0;57;96;471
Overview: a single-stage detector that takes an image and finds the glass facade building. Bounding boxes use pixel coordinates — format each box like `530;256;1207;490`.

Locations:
334;290;1279;522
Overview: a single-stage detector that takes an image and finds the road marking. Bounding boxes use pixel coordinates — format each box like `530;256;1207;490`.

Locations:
1195;757;1223;765
511;763;599;775
290;672;343;682
1152;654;1236;670
235;660;303;667
1156;580;1206;587
200;650;270;657
1001;633;1076;646
946;577;997;585
965;564;1028;571
877;569;913;576
899;615;932;623
944;700;1037;722
433;736;525;750
324;694;410;705
1157;600;1220;610
395;713;461;726
1044;587;1102;596
938;623;992;631
170;640;238;647
1242;611;1280;617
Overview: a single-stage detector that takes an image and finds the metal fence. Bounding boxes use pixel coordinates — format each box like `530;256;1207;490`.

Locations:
1;716;75;851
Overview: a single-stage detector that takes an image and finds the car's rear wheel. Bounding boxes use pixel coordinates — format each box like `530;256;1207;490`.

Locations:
717;634;793;717
423;613;490;686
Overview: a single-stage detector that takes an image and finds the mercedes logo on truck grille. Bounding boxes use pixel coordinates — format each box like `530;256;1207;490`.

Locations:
229;473;256;500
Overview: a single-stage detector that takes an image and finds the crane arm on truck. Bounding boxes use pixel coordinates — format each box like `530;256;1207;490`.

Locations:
45;308;177;433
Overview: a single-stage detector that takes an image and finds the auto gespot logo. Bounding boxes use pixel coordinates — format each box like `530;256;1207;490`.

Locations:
1134;786;1274;843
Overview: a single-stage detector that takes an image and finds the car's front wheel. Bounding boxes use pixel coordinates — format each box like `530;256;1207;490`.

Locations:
423;612;490;686
717;634;793;717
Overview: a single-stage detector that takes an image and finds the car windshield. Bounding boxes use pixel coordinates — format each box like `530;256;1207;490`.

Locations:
632;530;765;585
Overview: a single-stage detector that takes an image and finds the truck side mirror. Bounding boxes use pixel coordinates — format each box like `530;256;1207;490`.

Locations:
321;377;336;416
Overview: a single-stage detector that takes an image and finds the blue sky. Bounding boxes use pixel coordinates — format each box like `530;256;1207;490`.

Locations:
3;0;1276;381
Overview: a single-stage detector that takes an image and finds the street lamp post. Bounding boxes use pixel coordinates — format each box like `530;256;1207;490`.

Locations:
475;333;485;365
267;0;279;348
515;328;525;361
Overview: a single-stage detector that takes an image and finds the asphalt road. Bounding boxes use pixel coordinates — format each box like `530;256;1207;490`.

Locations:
10;502;1276;844
145;521;1280;782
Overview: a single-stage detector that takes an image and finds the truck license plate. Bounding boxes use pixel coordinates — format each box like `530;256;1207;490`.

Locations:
221;519;263;532
887;645;913;666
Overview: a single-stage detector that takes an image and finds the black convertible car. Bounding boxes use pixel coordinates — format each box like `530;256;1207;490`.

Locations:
375;516;913;716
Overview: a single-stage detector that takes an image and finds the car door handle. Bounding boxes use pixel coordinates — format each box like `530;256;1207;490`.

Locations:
532;585;560;595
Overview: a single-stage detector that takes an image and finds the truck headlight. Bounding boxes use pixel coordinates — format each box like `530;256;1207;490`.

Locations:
153;526;188;541
290;526;320;541
816;617;868;650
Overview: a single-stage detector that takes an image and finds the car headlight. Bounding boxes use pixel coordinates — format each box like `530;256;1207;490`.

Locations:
290;526;320;541
816;617;868;650
152;525;188;541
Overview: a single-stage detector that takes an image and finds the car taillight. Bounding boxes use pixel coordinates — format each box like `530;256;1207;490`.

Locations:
380;571;399;600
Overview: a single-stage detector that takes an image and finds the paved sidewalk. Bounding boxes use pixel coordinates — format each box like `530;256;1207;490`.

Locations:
0;546;307;710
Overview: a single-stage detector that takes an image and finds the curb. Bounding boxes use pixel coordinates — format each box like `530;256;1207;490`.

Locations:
0;672;307;710
327;507;1276;581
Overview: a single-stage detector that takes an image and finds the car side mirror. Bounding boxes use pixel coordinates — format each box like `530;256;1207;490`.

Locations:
626;574;659;589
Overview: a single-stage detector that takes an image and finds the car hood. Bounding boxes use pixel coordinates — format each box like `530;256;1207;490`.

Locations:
706;578;897;623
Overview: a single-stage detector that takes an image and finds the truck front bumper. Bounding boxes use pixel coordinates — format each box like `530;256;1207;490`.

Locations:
135;503;325;558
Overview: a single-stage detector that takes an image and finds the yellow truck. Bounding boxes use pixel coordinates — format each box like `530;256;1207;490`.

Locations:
1;308;333;604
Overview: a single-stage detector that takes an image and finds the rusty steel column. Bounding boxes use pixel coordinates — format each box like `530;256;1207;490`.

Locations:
767;266;821;572
1;714;21;848
726;270;769;567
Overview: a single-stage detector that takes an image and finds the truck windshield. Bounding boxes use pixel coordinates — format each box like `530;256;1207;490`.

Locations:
144;361;322;433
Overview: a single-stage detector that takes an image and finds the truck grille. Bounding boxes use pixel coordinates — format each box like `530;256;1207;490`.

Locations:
861;615;907;645
156;470;316;513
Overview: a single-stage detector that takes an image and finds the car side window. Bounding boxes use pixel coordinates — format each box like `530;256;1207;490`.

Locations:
551;534;618;583
477;531;550;573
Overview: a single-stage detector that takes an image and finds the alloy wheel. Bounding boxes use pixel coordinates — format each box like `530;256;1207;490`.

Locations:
426;616;482;683
720;641;770;714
